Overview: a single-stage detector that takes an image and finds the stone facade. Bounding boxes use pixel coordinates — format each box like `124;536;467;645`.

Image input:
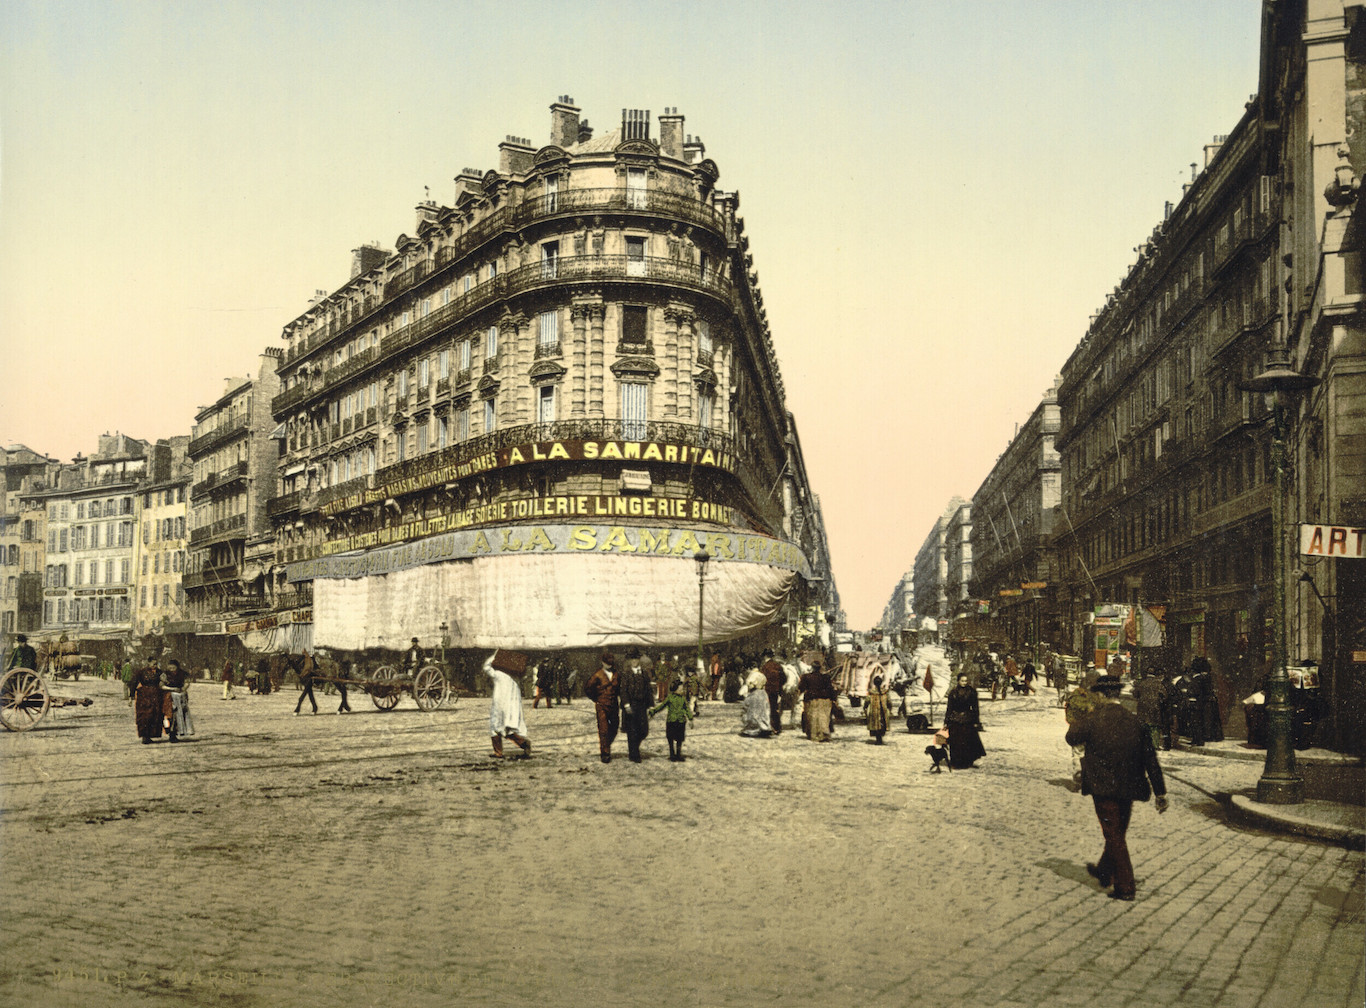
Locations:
970;380;1062;658
266;98;836;649
185;353;281;618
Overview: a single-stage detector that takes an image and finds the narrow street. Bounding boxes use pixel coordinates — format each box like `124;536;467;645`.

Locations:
2;673;1360;1008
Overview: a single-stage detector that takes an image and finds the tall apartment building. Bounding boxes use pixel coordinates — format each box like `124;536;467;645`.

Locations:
943;501;973;623
911;497;967;642
970;381;1062;656
881;572;915;641
18;434;150;645
1053;0;1363;748
1262;0;1363;752
269;97;833;652
135;438;191;637
1055;104;1275;706
184;353;282;620
1;447;57;649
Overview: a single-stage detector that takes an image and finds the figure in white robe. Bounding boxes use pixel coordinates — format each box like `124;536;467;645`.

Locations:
484;654;531;758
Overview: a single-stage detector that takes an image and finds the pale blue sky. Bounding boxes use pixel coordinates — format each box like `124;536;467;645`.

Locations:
0;1;1262;627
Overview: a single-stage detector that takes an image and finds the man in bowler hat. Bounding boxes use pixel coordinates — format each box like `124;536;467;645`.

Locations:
1065;674;1168;901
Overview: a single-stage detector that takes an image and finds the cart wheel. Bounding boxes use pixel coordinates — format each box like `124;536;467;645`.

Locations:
370;664;401;710
412;664;449;712
0;668;51;732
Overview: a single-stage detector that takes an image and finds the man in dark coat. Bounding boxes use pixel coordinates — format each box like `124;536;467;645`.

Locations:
5;634;37;672
1065;675;1168;901
759;650;784;735
618;649;654;763
1134;670;1170;751
584;652;620;763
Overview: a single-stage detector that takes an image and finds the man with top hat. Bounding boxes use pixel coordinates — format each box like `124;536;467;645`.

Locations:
618;648;654;763
1065;674;1168;902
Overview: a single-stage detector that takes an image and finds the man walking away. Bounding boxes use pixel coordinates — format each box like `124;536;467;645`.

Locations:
1065;675;1168;902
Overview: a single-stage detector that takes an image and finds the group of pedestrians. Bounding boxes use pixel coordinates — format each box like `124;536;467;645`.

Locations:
129;656;195;744
578;649;697;763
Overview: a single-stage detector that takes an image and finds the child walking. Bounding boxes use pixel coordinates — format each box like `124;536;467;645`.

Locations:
650;680;695;761
925;725;951;772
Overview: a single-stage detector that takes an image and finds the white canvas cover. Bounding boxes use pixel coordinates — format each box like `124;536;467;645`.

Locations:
312;551;796;651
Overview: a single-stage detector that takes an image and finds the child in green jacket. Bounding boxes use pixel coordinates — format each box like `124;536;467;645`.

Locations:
649;680;695;761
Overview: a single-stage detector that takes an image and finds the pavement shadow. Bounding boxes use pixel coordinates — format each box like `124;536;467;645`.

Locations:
1038;856;1105;892
1047;776;1080;793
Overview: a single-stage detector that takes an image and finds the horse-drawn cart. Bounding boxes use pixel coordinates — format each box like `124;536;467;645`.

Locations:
0;666;94;732
313;661;453;712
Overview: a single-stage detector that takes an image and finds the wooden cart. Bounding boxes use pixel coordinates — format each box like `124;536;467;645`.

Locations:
313;662;453;712
0;666;93;732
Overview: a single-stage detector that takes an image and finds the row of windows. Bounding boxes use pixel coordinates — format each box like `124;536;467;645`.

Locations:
46;522;137;552
144;488;186;508
142;517;187;543
140;584;184;608
45;558;132;587
47;497;135;522
142;550;186;575
45;596;131;625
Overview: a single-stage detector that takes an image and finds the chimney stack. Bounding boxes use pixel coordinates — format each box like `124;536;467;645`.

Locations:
454;167;483;202
621;108;651;142
550;95;580;147
658;107;684;159
499;135;535;175
351;244;386;279
683;134;705;165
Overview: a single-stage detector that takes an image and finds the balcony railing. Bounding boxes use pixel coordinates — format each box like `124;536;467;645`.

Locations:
188;512;247;545
188;416;250;457
183;561;241;590
266;490;303;518
275;251;734;418
511;187;727;236
190;461;249;500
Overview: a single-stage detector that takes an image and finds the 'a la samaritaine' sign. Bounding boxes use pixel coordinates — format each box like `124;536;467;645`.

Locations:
287;523;812;582
1299;523;1365;559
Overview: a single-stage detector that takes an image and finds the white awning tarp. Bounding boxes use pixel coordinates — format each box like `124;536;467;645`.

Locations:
313;552;795;651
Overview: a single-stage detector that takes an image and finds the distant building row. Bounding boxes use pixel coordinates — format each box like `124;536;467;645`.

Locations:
884;1;1362;753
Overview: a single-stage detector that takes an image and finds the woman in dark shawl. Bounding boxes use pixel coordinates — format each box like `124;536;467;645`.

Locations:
132;660;164;744
944;672;986;768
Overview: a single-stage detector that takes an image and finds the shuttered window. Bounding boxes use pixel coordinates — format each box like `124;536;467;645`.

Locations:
621;382;648;440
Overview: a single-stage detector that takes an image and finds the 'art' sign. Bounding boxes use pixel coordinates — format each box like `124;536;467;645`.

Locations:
1299;524;1365;559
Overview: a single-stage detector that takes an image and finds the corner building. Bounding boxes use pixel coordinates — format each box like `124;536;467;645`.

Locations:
270;98;831;651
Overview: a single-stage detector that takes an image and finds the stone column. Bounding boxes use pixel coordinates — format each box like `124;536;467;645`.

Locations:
587;303;606;418
662;306;686;416
501;313;526;426
676;311;695;421
570;300;594;417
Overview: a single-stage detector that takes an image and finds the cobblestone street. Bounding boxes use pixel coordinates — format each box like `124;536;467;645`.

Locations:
1;678;1361;1008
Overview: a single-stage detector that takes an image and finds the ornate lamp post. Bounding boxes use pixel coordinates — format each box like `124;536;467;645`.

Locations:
1240;349;1318;805
694;549;710;678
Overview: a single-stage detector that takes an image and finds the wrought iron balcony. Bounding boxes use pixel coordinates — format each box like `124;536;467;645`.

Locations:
188;512;247;545
189;461;248;500
188;416;251;457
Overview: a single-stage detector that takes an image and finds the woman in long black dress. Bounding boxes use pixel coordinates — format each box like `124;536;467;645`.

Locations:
945;672;986;768
132;660;164;744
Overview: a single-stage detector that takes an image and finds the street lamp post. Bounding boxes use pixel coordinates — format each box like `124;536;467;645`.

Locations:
1241;351;1318;805
694;549;710;678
